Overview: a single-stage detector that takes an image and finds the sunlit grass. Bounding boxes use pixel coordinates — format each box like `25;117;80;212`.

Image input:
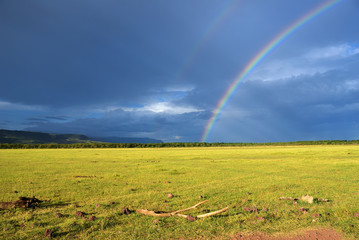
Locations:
0;146;358;239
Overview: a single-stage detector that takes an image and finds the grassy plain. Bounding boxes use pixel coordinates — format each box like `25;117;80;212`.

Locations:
0;146;358;239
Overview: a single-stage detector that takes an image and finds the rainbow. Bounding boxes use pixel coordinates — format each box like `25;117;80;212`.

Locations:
201;0;344;142
172;0;241;84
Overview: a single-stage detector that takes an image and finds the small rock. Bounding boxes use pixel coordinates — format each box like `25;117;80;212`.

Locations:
55;213;64;218
74;217;77;220
256;216;266;221
298;207;309;213
243;206;258;213
88;216;96;221
75;211;86;217
186;215;196;222
301;195;314;204
167;193;174;198
293;201;298;205
312;218;319;222
44;229;52;237
311;213;321;218
121;207;131;215
198;195;203;199
354;213;359;218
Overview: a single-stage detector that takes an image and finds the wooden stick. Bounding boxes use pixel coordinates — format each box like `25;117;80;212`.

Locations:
136;209;172;217
196;207;229;218
171;200;209;215
136;200;209;217
136;200;228;220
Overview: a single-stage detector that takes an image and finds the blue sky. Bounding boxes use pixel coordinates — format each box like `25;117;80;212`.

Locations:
0;0;358;142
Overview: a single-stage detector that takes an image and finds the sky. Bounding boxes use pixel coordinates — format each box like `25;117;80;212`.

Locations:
0;0;358;142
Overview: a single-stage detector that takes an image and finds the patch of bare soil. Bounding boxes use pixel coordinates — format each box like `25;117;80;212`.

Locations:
233;228;344;240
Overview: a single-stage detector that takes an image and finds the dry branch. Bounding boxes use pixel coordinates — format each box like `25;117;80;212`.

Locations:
197;207;229;218
136;200;228;220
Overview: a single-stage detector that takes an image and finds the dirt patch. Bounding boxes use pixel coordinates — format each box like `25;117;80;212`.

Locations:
233;228;344;240
0;196;43;210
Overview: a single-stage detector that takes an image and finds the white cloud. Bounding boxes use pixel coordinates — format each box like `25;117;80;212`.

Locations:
123;102;203;115
248;42;359;82
305;43;359;60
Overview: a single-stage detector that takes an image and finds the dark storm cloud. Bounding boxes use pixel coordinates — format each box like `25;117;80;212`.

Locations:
1;0;359;142
209;66;359;142
44;116;68;121
26;109;210;142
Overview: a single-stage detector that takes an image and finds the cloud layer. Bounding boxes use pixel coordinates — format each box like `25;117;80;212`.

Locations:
1;0;358;142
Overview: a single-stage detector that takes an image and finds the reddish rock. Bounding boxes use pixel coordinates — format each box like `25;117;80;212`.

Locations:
311;213;321;218
75;211;86;217
243;206;258;213
298;207;309;213
167;193;174;198
44;229;53;237
257;216;266;221
354;212;359;218
186;215;196;222
121;207;131;215
198;195;203;199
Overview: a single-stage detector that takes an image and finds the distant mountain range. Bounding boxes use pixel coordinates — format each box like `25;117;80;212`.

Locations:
0;129;163;144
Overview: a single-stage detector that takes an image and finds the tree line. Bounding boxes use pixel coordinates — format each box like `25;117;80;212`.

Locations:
0;140;358;149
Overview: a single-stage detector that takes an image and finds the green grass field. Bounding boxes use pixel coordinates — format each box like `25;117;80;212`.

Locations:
0;146;358;239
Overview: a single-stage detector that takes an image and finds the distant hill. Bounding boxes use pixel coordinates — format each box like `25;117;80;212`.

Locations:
0;129;163;144
90;136;163;144
0;129;93;144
